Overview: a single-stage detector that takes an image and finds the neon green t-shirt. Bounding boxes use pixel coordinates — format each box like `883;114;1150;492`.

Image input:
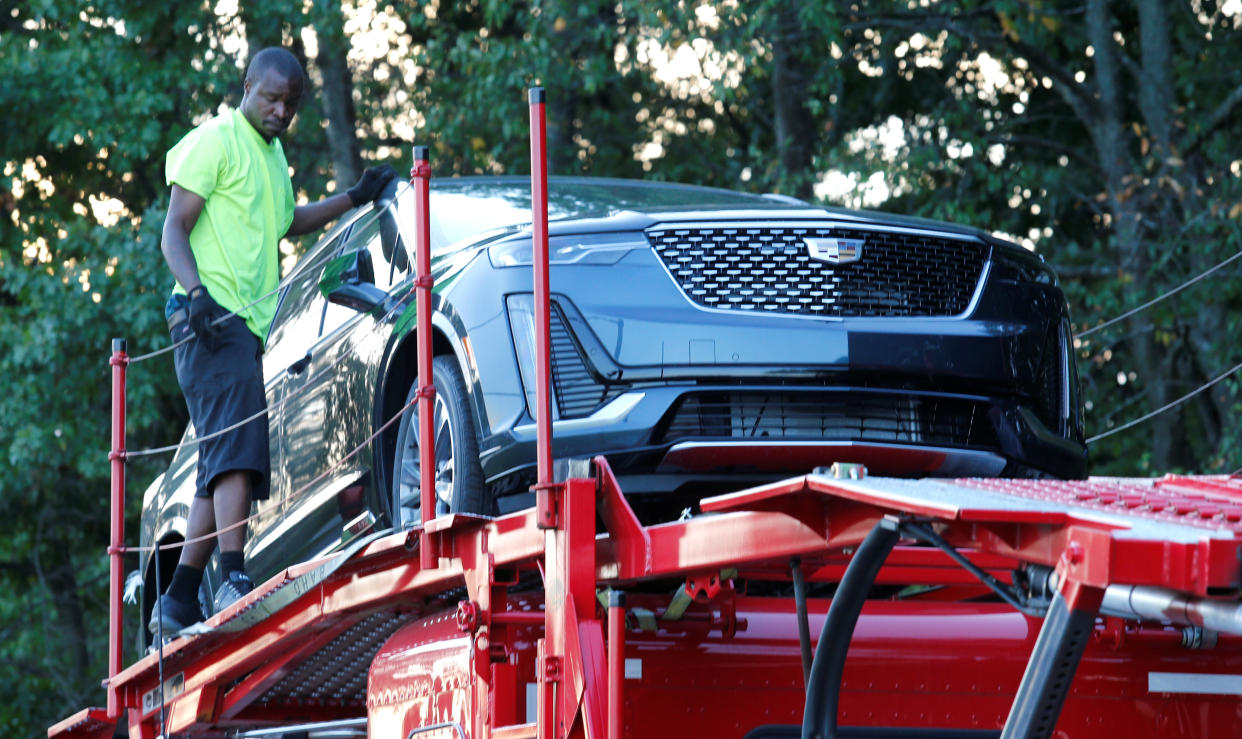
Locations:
166;107;295;342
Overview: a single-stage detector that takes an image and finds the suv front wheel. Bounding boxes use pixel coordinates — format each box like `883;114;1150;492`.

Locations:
391;355;487;527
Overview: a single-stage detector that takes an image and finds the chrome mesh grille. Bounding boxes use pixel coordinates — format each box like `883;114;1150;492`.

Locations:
655;391;998;448
648;225;988;317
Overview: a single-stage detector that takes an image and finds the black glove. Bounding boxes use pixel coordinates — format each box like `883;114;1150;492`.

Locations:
347;164;398;207
187;285;227;351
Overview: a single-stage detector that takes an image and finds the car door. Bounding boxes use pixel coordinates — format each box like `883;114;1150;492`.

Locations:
265;205;409;572
244;220;360;581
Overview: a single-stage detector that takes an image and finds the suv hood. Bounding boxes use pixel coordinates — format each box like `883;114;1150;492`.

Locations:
428;176;989;247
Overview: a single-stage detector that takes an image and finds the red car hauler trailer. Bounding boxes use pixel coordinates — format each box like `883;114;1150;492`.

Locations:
50;463;1242;739
51;91;1242;739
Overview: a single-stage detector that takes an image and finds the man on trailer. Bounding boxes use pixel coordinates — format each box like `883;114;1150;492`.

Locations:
151;46;396;635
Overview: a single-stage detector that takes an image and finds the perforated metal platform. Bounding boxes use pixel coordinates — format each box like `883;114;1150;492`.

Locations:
955;475;1242;530
253;611;416;708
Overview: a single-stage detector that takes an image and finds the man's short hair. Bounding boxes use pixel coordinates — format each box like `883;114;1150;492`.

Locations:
245;47;304;85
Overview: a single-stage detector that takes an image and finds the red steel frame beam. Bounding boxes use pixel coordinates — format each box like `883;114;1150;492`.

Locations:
607;591;624;739
698;474;1242;594
412;145;438;570
113;515;545;737
528;86;606;739
107;338;128;718
529;87;556;528
76;452;1242;737
529;85;560;739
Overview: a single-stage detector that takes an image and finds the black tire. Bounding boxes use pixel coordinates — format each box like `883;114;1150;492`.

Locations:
391;356;487;527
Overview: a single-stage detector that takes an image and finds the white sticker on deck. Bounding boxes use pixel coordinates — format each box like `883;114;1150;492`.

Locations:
1148;672;1242;695
625;658;642;680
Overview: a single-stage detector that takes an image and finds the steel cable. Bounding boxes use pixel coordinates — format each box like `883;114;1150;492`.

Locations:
1086;359;1242;444
122;187;417;459
121;187;1242;502
125;181;414;365
123;301;397;460
1074;249;1242;339
123;372;419;554
118;187;425;552
1065;248;1242;445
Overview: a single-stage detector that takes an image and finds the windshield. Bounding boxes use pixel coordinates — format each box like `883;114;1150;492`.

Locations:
421;177;785;248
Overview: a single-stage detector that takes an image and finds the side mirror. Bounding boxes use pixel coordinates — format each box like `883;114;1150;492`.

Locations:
320;249;388;313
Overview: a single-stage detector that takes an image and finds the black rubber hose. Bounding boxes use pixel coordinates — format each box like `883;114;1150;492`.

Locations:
791;557;813;690
801;517;901;739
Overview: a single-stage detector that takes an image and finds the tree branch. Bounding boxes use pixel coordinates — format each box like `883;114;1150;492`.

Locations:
853;11;1098;126
1182;79;1242;157
376;135;415;149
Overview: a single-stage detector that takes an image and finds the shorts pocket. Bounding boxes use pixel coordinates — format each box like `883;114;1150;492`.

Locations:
170;323;193;343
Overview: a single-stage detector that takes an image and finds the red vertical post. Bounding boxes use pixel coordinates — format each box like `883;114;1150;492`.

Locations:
608;591;626;739
529;87;556;529
412;146;437;570
107;338;128;718
536;638;556;739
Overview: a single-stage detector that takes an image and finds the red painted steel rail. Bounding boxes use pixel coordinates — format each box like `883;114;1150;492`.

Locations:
107;338;128;718
412;144;437;570
62;461;1242;738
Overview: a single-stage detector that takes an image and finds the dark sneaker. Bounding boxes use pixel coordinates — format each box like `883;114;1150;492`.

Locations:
213;571;255;613
148;593;203;636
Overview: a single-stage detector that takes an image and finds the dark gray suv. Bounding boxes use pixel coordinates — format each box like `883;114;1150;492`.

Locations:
138;176;1086;637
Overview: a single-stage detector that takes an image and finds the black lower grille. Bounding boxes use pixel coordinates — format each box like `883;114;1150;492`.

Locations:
654;391;998;448
648;224;988;317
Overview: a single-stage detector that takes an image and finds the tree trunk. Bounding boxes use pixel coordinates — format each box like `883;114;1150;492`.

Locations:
770;3;814;198
313;0;362;189
1136;0;1174;158
33;498;92;704
44;554;90;695
1087;0;1174;469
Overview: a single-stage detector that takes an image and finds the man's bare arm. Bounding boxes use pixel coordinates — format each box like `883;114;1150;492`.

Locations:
285;193;352;237
162;184;207;292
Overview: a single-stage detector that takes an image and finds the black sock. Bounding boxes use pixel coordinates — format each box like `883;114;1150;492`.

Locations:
167;564;204;604
220;550;246;578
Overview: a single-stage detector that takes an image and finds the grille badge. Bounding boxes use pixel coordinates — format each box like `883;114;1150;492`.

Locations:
805;237;864;264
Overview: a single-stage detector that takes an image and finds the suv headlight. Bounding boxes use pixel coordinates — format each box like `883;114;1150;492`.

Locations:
990;243;1057;286
488;231;647;267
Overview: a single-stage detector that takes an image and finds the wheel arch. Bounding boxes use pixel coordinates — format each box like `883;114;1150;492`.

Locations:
374;319;461;519
138;528;185;653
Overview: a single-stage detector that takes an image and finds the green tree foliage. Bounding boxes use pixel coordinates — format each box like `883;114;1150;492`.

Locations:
629;0;1242;474
4;0;1242;732
1;3;225;730
809;1;1242;475
0;0;341;730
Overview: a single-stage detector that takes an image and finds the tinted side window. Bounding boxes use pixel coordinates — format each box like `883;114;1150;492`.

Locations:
265;226;353;370
374;201;410;291
319;204;411;336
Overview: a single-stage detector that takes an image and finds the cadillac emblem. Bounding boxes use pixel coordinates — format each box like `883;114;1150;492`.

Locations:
805;237;864;264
